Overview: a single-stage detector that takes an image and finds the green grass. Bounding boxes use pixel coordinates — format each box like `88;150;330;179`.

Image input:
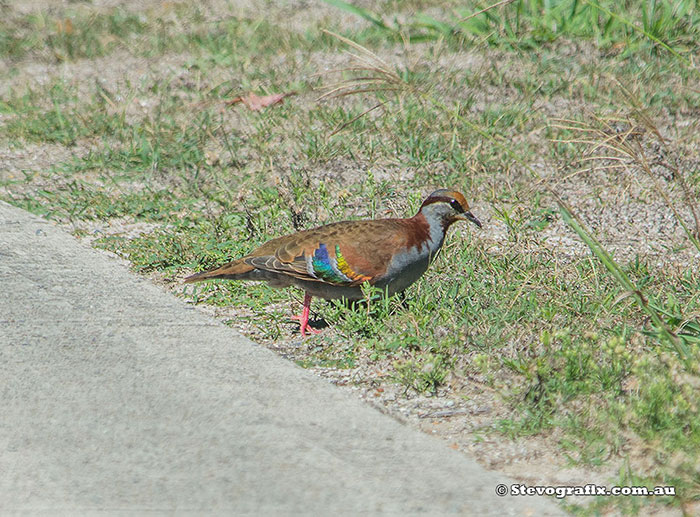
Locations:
2;1;700;514
327;0;700;60
0;8;150;61
1;83;126;146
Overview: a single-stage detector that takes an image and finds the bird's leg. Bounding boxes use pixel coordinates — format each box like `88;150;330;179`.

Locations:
291;292;321;337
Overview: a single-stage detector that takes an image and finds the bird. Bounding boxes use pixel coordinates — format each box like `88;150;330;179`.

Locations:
184;189;481;336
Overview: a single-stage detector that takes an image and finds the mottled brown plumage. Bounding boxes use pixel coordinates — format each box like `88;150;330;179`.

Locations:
184;189;481;336
185;219;428;286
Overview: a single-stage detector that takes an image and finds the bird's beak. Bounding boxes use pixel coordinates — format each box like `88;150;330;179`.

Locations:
457;211;482;228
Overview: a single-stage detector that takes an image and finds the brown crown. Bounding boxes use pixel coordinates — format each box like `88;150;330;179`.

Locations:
421;189;470;213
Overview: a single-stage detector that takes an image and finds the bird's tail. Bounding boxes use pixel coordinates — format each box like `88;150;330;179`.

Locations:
183;258;255;283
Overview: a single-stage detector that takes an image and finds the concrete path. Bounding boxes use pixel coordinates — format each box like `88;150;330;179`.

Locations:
0;201;564;515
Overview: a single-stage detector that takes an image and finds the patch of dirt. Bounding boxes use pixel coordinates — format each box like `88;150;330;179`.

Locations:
0;141;95;203
0;142;84;179
0;50;194;120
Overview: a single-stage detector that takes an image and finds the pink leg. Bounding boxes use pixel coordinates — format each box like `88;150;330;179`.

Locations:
291;292;321;337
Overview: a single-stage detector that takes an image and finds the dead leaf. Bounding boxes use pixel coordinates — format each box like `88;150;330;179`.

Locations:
226;92;296;111
57;18;74;35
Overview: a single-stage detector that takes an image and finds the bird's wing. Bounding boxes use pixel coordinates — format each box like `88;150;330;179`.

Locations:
184;217;430;287
245;219;411;286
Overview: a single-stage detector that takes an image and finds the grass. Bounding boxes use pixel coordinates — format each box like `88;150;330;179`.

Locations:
0;8;150;62
2;1;700;514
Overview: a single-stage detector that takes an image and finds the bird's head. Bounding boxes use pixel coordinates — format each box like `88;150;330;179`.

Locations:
419;189;482;229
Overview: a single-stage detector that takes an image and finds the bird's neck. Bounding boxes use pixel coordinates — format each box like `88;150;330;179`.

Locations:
409;212;447;255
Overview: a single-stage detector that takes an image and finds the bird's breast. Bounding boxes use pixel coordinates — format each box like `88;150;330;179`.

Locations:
380;242;436;295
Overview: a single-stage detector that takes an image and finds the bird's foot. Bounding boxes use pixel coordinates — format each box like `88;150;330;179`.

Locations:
290;292;321;337
291;313;322;337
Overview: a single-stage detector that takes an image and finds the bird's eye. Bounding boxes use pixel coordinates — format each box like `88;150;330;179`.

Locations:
449;199;463;212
